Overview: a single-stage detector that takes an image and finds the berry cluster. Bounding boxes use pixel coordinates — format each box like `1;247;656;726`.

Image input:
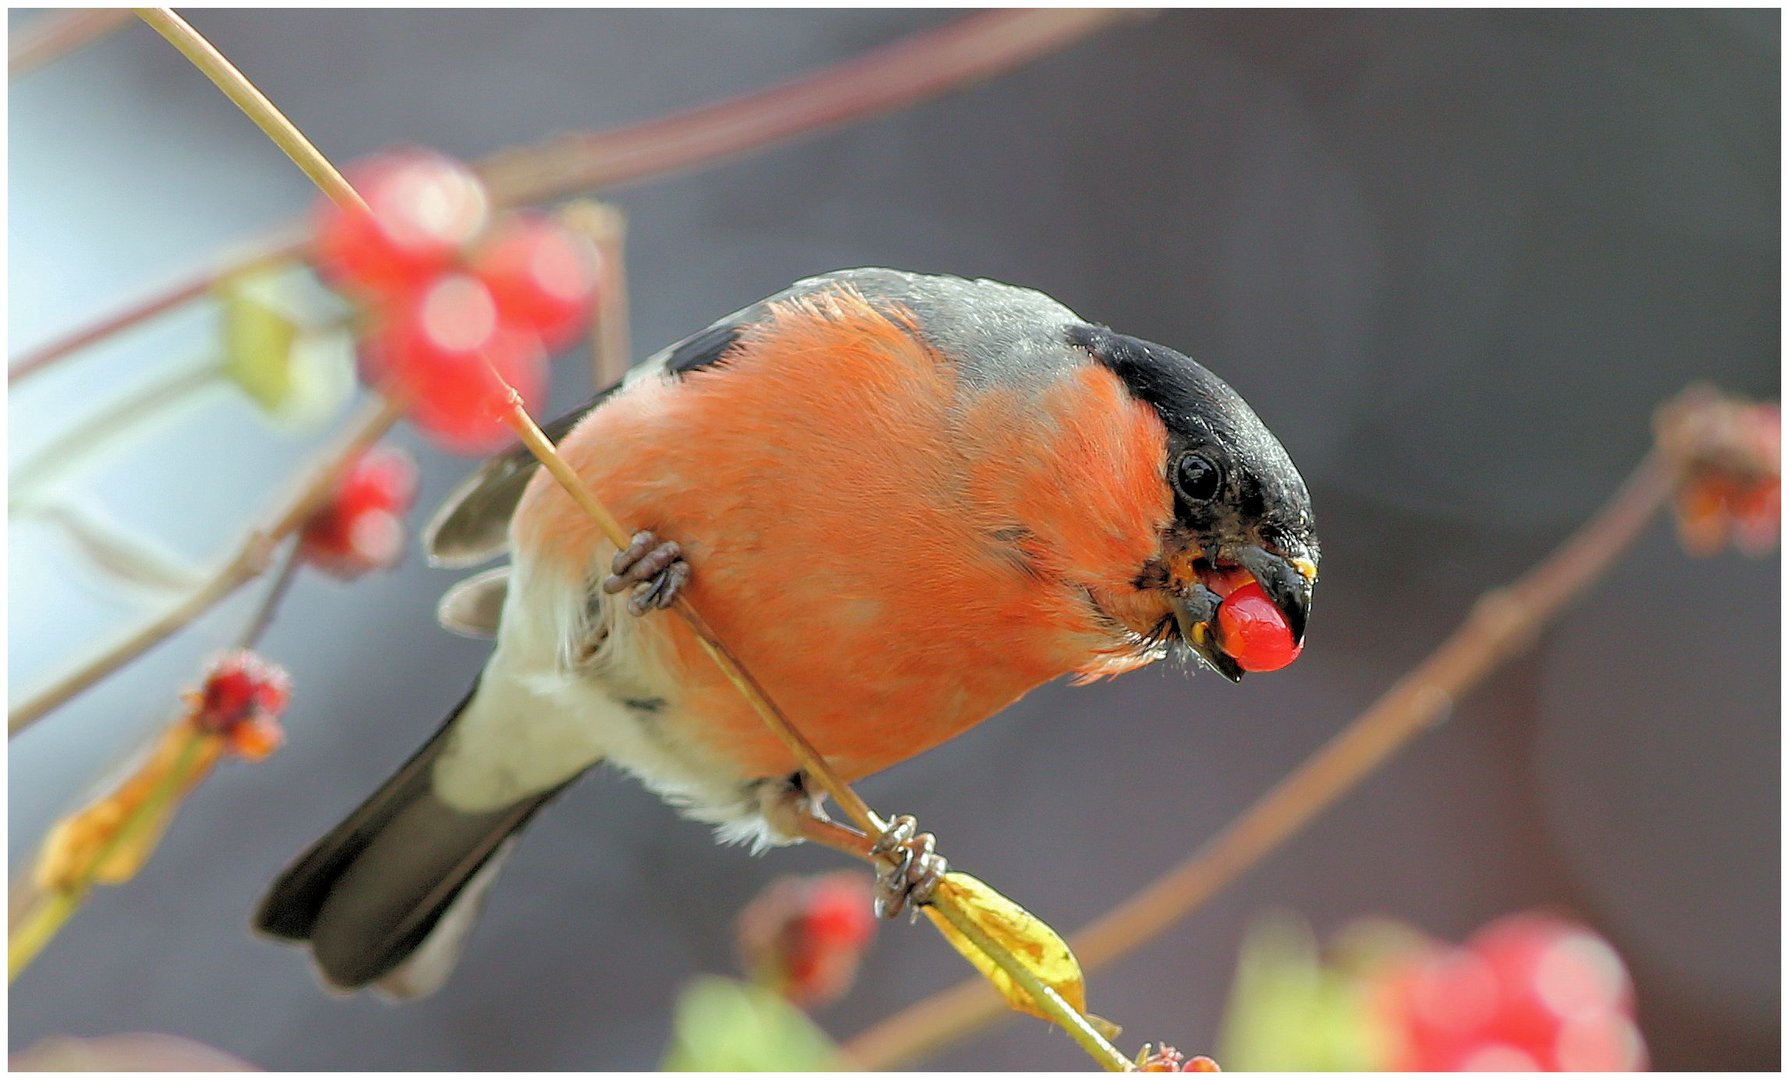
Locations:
1372;912;1646;1071
1136;1044;1222;1072
735;872;877;1009
315;151;603;452
191;649;292;761
299;446;419;579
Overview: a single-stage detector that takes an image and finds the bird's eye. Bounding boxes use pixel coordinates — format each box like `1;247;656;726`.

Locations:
1174;452;1222;504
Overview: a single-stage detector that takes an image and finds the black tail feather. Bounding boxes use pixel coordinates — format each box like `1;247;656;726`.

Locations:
254;683;575;992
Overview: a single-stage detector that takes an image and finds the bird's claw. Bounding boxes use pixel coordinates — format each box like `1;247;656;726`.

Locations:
870;814;947;920
602;530;691;615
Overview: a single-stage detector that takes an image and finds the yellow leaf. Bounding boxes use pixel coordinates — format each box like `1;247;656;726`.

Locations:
32;724;221;892
922;871;1098;1030
219;271;300;414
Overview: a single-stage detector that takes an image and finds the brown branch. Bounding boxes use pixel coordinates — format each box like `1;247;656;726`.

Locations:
560;202;632;389
477;9;1137;204
7;229;307;386
7;9;1128;386
840;449;1677;1070
235;540;305;649
8;397;404;738
9;8;134;80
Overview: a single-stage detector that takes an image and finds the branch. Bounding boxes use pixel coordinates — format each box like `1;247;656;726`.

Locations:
560;202;632;390
9;8;134;80
10;357;221;505
8;397;403;737
133;9;365;213
8;9;1127;385
841;448;1678;1069
477;9;1137;203
7;230;307;387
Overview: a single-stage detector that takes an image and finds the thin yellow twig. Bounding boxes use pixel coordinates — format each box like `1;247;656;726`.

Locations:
133;8;366;213
841;450;1677;1069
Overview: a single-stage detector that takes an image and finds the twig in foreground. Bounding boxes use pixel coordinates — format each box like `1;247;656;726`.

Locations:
840;445;1678;1069
133;9;365;214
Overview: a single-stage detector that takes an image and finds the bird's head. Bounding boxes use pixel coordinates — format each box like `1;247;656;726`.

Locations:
1070;325;1319;682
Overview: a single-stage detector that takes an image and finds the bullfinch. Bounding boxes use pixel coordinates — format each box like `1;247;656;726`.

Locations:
255;268;1319;997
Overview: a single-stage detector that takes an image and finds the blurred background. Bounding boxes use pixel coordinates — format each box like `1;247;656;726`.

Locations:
8;8;1778;1070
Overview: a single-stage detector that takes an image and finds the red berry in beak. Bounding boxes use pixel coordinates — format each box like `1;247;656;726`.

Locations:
1214;582;1303;672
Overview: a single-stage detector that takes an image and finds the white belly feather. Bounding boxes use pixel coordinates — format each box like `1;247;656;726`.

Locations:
429;541;782;846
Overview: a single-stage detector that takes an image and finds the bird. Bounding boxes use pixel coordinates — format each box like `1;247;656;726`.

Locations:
254;267;1319;998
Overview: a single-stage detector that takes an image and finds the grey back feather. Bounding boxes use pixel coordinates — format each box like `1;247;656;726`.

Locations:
419;269;1089;568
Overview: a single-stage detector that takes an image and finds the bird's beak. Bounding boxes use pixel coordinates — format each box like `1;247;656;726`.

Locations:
1167;590;1245;683
1237;544;1316;646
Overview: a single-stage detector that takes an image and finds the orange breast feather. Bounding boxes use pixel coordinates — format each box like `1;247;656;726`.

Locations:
518;289;1175;780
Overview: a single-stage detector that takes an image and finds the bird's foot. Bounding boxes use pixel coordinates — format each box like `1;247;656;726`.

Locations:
602;530;690;615
869;814;948;920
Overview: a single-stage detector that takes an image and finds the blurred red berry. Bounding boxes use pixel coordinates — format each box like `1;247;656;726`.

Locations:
1657;390;1780;556
471;213;603;350
300;446;419;579
364;274;546;453
1374;912;1645;1071
228;714;285;763
1468;914;1636;1055
315;151;490;295
1137;1045;1221;1072
737;872;876;1009
193;651;291;760
1214;581;1303;672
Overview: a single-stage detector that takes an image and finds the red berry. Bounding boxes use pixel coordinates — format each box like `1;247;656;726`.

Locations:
315;151;489;296
228;714;285;762
1137;1044;1185;1072
1468;913;1635;1052
365;274;546;454
301;446;419;578
1373;913;1644;1071
736;872;877;1009
1214;582;1303;672
801;877;877;949
471;214;603;349
1181;1056;1221;1072
194;651;290;737
1200;563;1254;599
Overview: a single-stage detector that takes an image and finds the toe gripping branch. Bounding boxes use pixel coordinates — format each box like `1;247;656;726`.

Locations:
602;530;691;615
870;814;948;920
